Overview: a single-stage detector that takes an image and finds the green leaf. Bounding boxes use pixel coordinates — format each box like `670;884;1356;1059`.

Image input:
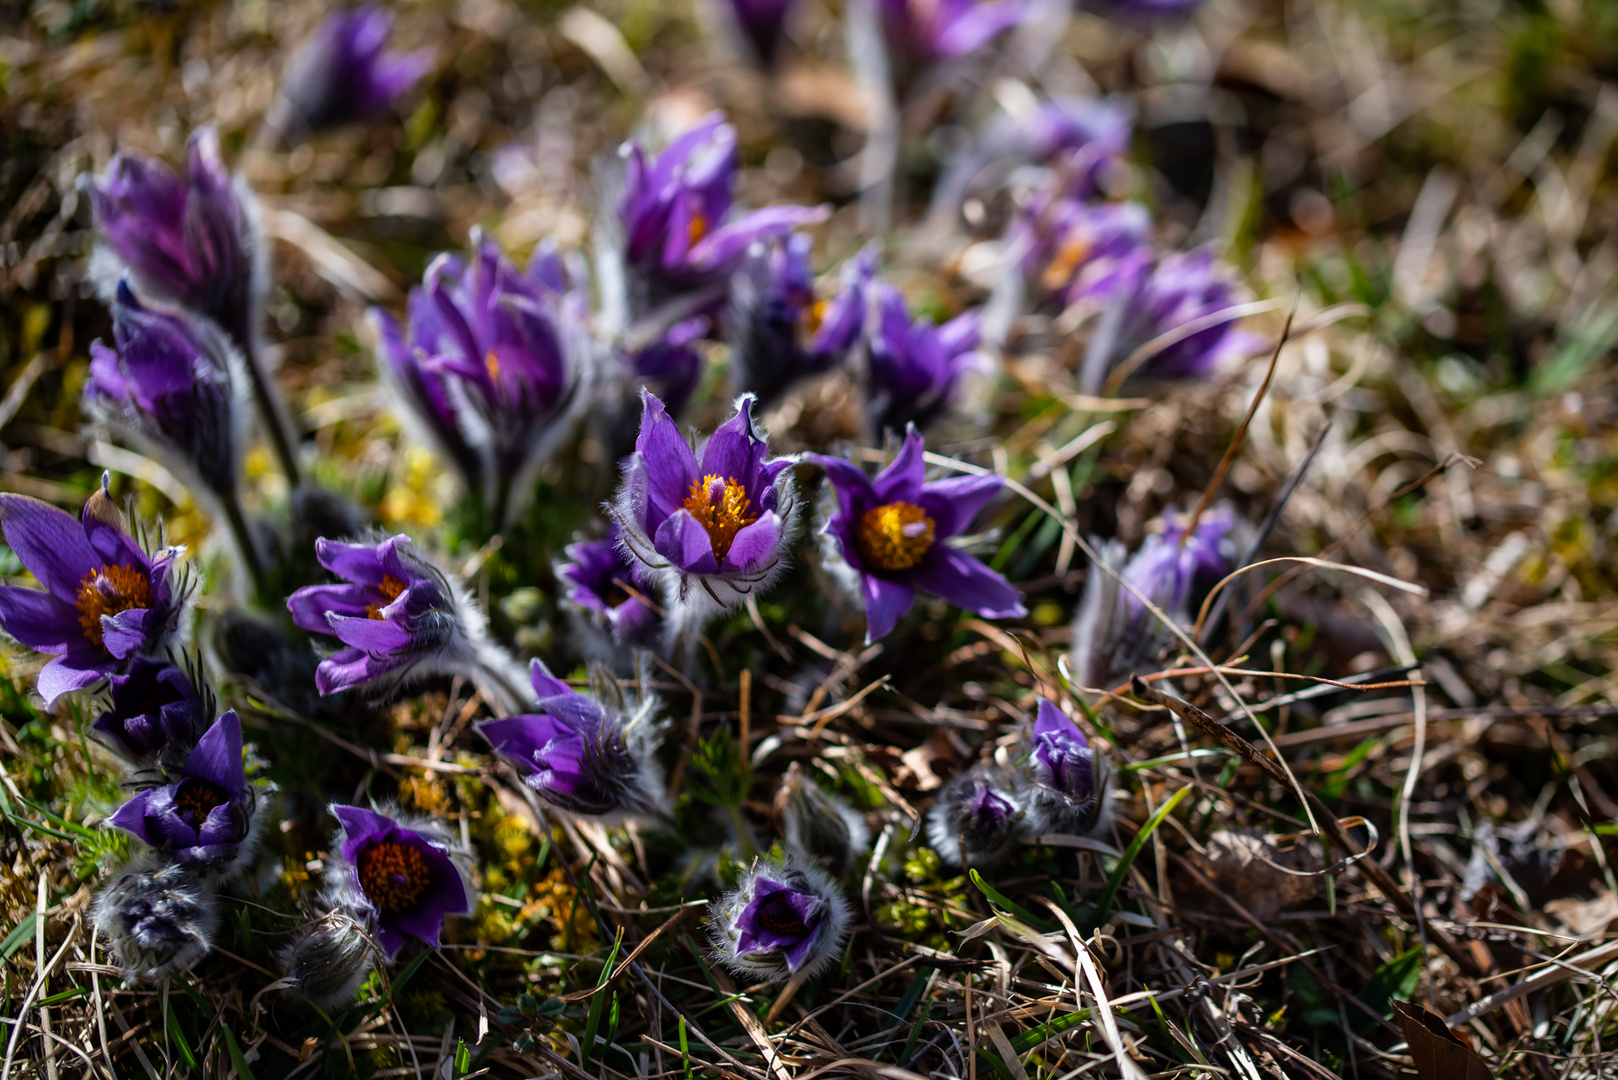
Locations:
580;928;625;1069
165;998;198;1072
1354;948;1424;1033
222;1027;258;1080
969;869;1055;932
1093;784;1193;926
678;1016;692;1080
0;913;37;963
453;1038;471;1076
1010;1006;1095;1052
974;1049;1016;1080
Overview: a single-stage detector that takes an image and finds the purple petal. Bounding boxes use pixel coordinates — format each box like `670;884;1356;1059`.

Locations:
315;646;410;695
109;790;159;845
286;583;373;633
324;611;414;654
315;537;389;586
527;658;574;702
98;606;155;660
654;510;721;575
36;654;114;706
870;427;927;505
333;804;394;860
916;474;1003;539
724;510;780;573
635;392;701;524
699;396;766;487
861;574;916;643
185;711;246;791
910;547;1026;619
0;495;99;601
0;585;82;652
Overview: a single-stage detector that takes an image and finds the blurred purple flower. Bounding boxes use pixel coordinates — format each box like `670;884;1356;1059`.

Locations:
557;526;661;647
731;237;874;406
878;0;1027;66
86;282;246;503
814;427;1023;643
1070;503;1239;691
327;804;471;958
629;316;706;418
92;658;207;766
709;853;852;982
87;126;266;357
372;232;589;524
1080;250;1262;395
616;113;826;319
611;391;799;643
866;284;987;434
926;764;1027;867
1019;200;1151;308
0;487;184;705
273;5;433;139
723;0;798;65
286;534;479;697
476;660;666;820
110;711;259;873
1024;699;1111;836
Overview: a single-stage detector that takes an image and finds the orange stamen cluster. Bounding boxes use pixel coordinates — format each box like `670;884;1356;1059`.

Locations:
688;212;709;246
681;475;758;563
856;502;936;572
357;840;431;913
173;782;227;827
75;564;152;647
1041;234;1092;293
366;575;408;620
801;298;830;339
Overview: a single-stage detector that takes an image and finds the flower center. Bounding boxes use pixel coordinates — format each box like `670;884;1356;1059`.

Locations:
366;575;408;620
1041;234;1092;292
356;840;431;914
800;298;829;339
856;502;936;572
688;211;709;246
754;891;810;939
172;779;228;828
75;564;152;647
681;475;758;563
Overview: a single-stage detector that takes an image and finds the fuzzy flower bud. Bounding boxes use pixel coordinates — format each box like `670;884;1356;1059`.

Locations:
927;765;1028;867
708;852;853;982
279;907;377;1008
778;764;871;876
92;857;218;982
1022;700;1112;837
478;660;667;821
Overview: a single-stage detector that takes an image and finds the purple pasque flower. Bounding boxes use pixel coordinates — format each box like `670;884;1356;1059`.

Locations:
723;0;799;65
476;660;666;821
1070;504;1239;692
557;526;661;648
709;853;852;982
109;710;260;874
86;282;246;504
372;232;590;525
629;316;706;419
731;237;874;406
1020;200;1151;310
272;5;434;139
1079;249;1262;395
866;284;988;435
87;126;266;356
611;391;799;642
926;764;1028;867
325;804;471;958
286;534;483;697
877;0;1028;67
91;657;207;766
1023;699;1112;837
616;113;826;318
814;427;1024;643
0;486;185;705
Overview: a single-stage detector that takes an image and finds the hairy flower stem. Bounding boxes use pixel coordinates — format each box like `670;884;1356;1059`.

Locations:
233;329;302;488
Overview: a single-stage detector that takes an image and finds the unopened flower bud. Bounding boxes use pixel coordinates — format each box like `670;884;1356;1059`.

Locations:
92;857;218;981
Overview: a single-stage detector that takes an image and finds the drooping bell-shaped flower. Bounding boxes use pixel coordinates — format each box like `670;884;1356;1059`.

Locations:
610;391;800;646
91;657;208;767
92;857;218;982
270;5;434;140
730;237;874;407
709;852;853;982
556;526;662;649
286;533;502;700
814;427;1024;643
372;232;592;525
1070;504;1239;692
86;282;247;507
1022;700;1111;837
0;485;185;705
778;764;871;876
477;660;667;822
322;804;473;959
86;126;267;358
109;711;261;875
612;113;826;322
927;764;1027;867
1079;250;1262;395
866;284;988;435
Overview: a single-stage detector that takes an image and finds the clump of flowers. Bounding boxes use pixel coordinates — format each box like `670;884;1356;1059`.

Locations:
815;427;1024;642
268;5;433;141
372;231;592;526
708;852;853;982
927;765;1028;867
610;391;800;648
0;485;187;705
477;660;668;822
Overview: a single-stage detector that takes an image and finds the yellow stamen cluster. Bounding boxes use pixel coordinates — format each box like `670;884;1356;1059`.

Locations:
173;782;227;827
856;502;936;572
75;564;152;647
484;349;501;384
366;575;408;620
801;298;830;339
1040;234;1092;292
357;840;431;913
688;212;709;246
682;474;759;563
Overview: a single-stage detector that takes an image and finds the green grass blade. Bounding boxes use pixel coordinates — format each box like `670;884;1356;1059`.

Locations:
223;1026;258;1080
1093;784;1192;926
969;869;1055;931
580;928;625;1069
